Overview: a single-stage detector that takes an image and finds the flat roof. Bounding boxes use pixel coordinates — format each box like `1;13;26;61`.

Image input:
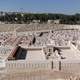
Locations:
26;48;46;61
61;48;80;60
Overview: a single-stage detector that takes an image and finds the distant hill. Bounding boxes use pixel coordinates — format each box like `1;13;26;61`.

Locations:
0;12;80;24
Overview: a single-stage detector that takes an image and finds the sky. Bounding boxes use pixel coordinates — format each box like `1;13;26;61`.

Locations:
0;0;80;14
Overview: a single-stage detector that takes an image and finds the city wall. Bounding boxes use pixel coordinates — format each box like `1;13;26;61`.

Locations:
0;24;80;32
5;59;80;74
6;60;51;73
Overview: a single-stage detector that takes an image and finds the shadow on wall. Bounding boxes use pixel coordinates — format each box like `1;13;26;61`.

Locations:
14;46;27;60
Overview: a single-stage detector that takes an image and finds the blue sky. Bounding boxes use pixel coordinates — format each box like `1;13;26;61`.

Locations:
0;0;80;14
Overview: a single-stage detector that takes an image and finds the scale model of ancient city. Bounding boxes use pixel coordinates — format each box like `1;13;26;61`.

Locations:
0;12;80;80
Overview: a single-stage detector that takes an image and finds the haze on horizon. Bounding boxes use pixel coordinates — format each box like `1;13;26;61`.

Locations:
0;0;80;14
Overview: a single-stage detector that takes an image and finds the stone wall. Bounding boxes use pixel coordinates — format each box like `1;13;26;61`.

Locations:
6;60;51;73
0;23;80;32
